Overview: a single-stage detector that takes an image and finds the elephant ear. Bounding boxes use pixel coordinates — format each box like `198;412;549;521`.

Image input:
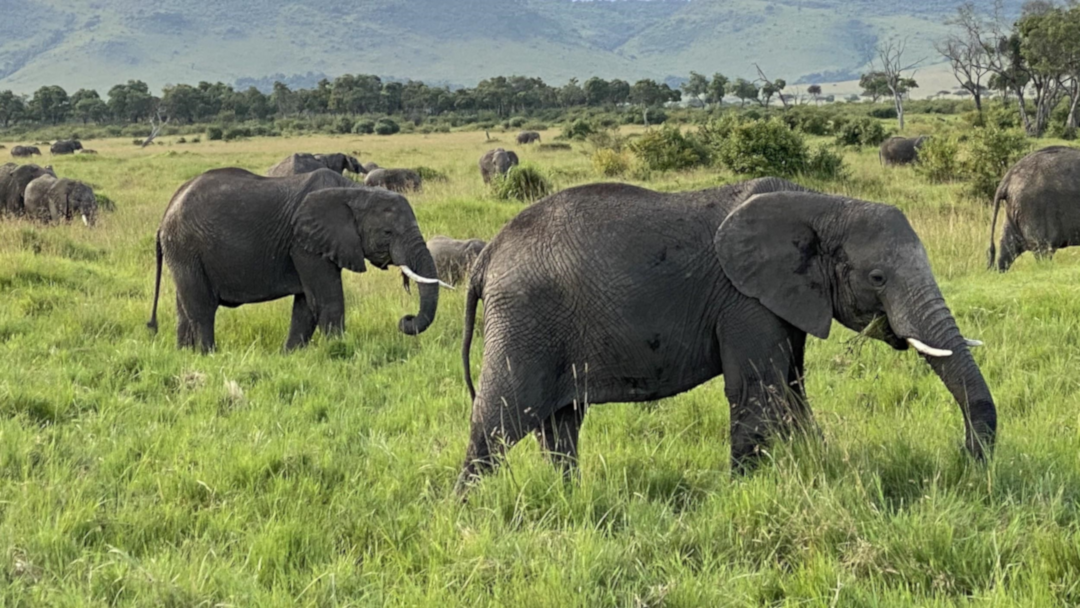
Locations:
715;192;841;339
347;156;363;174
293;188;367;272
507;151;520;165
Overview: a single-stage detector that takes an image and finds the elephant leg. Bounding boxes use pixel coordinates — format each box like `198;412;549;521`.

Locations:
176;294;196;349
997;222;1025;272
285;293;317;351
173;264;217;353
535;403;587;478
294;251;346;338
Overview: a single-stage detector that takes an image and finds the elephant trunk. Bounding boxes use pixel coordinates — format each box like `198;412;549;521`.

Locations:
393;232;439;335
890;287;997;460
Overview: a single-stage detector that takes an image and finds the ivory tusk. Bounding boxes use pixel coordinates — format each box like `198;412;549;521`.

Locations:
965;338;983;347
399;265;454;289
81;214;89;226
907;337;953;358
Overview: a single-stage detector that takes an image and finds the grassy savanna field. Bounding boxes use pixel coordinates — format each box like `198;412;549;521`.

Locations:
2;126;1080;606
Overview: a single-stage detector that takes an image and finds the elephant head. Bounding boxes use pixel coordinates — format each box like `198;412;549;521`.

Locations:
716;192;996;460
293;187;443;335
317;153;366;175
63;180;98;226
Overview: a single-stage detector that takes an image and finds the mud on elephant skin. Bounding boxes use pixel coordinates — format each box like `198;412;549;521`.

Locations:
148;168;446;352
455;177;996;494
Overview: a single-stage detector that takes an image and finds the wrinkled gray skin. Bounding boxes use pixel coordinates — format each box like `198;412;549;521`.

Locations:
50;140;83;155
456;177;996;494
428;235;486;286
988;146;1080;271
879;136;927;166
364;168;422;193
516;131;541;144
479;148;520;184
267;153;366;177
148;168;439;352
11;146;41;158
24;175;98;225
0;163;57;216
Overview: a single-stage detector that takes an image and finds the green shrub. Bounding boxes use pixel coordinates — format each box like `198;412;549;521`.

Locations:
374;118;400;136
538;142;572;151
714;119;808;177
414;166;448;182
493;164;552;202
628;125;709;172
962;107;1020;130
223;127;252;141
95;194;116;212
131;139;143;146
560;119;595;141
191;137;201;144
835;117;889;147
591;148;631;177
962;126;1031;202
804;144;847;180
508;117;527;128
333;116;353;134
869;106;898;119
586;128;628;153
524;122;548;131
782;107;833;136
176;137;187;144
914;135;961;183
207;126;224;141
353;119;375;134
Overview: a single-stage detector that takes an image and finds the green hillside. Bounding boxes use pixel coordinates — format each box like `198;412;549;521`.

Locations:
0;0;1022;93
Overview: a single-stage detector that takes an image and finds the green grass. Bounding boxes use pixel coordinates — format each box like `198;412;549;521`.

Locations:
1;127;1080;606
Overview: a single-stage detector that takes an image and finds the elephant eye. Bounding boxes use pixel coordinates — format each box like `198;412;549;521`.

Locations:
868;269;887;287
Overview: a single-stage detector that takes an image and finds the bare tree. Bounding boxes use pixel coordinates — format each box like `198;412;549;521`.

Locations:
873;37;925;131
937;2;993;113
141;105;170;148
754;64;790;110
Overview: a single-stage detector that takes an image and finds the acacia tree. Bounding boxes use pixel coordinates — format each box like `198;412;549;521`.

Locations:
874;37;924;130
680;71;709;108
732;78;759;106
706;73;728;107
754;64;788;110
1020;4;1080;134
807;84;822;104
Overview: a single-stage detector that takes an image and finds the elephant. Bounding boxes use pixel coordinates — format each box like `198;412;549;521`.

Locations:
879;136;928;166
987;146;1080;271
77;149;98;155
11;146;41;158
427;235;486;286
479;148;519;184
362;162;381;173
0;163;56;216
147;167;447;352
50;140;83;155
364;168;422;193
24;175;98;225
454;177;996;493
267;153;366;177
516;131;541;145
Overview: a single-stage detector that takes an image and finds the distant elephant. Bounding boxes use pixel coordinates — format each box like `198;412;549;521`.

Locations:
364;168;422;193
24;175;98;225
879;136;927;166
77;149;98;155
267;153;366;177
0;163;56;216
147;168;445;352
50;140;83;155
11;146;41;158
516;131;541;144
428;235;486;286
987;146;1080;271
455;177;995;493
479;148;519;184
362;162;380;173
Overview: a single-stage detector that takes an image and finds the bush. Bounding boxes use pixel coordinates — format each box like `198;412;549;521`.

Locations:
223;127;252;141
538;142;572;151
586;128;628;153
560;119;595;141
508;117;527;128
207;126;224;141
493;164;552;202
374;118;400;136
804;144;847;180
333;116;354;134
95;194;116;212
353;119;375;134
963;126;1031;202
191;137;201;144
962;106;1020;130
782;107;833;136
834;117;889;147
132;139;144;146
914;135;961;183
714;119;808;177
176;137;187;144
414;166;448;182
628;125;709;172
592;148;631;177
869;106;898;119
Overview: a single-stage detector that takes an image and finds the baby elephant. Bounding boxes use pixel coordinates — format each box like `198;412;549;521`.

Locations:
365;168;422;193
427;235;486;286
24;175;98;225
479;148;519;184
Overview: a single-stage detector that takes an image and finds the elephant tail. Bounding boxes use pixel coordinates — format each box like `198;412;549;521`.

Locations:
462;272;483;402
147;232;163;333
988;182;1007;269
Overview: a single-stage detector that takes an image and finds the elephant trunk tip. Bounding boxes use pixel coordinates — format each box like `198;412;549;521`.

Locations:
147;319;158;333
398;314;428;336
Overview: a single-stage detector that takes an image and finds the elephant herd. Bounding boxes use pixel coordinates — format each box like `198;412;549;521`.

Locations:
9;139;95;158
0;162;98;225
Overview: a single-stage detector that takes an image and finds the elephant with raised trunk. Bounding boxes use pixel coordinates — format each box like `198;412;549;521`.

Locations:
268;153;366;177
479;148;519;184
50;140;83;155
10;146;41;158
879;136;927;166
364;168;422;193
148;168;446;352
0;163;56;216
988;146;1080;271
516;131;541;144
24;175;98;225
456;177;996;493
427;235;486;286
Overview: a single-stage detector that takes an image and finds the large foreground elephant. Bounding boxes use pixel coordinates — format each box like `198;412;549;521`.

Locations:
148;168;444;352
879;136;927;166
479;148;519;184
988;146;1080;271
0;163;56;216
268;153;366;177
456;178;996;493
24;175;98;225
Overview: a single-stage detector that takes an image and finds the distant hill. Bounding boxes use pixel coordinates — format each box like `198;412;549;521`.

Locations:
0;0;1023;94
